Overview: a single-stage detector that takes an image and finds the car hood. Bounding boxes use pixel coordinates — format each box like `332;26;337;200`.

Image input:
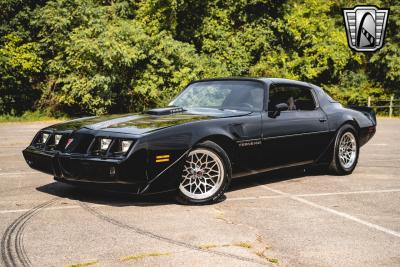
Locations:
44;108;251;135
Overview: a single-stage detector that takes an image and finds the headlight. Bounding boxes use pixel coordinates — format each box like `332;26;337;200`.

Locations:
109;139;134;156
42;133;50;144
54;134;62;145
90;138;134;156
100;138;112;151
121;140;133;153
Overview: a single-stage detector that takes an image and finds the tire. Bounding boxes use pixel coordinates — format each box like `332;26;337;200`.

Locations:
176;141;232;205
329;124;359;175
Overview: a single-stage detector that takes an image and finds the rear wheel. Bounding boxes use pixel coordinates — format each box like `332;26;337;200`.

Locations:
329;125;359;175
176;141;231;204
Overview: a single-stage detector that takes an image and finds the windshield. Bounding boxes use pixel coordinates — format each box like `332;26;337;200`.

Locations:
170;80;264;111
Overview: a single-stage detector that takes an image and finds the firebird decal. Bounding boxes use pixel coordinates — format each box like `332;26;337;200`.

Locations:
237;138;262;147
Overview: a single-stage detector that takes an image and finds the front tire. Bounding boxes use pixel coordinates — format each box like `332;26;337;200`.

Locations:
176;141;231;205
329;125;359;175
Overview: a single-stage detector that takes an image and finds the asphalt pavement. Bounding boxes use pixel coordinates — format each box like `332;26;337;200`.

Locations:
0;118;399;266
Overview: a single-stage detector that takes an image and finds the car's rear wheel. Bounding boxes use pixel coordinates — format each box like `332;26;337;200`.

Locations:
176;141;231;204
329;125;359;175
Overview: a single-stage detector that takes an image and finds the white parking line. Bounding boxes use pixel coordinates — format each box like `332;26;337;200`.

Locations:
227;188;400;201
226;195;285;201
0;171;38;176
257;184;400;238
370;143;388;146
0;204;106;214
296;188;400;197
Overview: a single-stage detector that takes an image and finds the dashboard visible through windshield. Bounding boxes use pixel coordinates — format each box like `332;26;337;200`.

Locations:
170;80;264;112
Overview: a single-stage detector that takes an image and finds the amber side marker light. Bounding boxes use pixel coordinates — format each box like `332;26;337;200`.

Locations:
156;155;170;163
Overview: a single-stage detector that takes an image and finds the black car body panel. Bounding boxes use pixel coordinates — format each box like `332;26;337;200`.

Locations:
22;78;376;195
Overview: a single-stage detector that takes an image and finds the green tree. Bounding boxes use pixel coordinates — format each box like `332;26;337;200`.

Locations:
0;0;398;116
0;33;43;114
250;0;363;83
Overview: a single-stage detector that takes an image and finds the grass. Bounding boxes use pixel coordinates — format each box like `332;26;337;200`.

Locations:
198;241;279;264
66;260;98;267
255;251;279;265
233;241;253;249
0;111;68;123
376;115;400;118
198;244;220;249
120;252;170;262
199;241;252;250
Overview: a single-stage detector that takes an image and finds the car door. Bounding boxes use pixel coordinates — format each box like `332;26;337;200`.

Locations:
260;83;330;168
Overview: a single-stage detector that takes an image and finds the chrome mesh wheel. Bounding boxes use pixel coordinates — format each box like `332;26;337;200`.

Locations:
338;132;357;169
179;148;225;200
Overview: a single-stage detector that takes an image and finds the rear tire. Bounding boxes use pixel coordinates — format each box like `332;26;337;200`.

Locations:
329;125;359;175
176;141;232;205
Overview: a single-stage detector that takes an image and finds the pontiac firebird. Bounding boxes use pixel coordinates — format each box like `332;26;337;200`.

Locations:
23;78;376;204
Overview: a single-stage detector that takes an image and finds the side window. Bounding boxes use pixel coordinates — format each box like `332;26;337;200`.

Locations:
268;84;316;111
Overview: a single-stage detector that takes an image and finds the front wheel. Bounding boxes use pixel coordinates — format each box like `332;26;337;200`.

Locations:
329;125;359;175
176;141;231;205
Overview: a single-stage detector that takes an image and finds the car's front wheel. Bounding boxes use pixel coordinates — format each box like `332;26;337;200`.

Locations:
329;125;359;175
176;141;231;204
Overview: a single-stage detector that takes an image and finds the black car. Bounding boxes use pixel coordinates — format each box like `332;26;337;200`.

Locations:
23;78;376;204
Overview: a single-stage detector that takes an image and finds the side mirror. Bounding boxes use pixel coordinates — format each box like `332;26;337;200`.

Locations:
270;103;288;118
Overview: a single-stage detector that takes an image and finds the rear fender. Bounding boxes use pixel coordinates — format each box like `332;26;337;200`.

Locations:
348;106;377;125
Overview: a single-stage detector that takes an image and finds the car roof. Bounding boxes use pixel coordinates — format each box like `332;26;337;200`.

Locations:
191;77;313;88
257;77;312;87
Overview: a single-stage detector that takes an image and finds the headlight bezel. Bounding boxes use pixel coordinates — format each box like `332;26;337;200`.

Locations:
32;131;71;151
90;137;135;157
33;131;51;147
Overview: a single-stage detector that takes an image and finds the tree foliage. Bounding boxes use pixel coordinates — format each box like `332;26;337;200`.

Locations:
0;0;399;116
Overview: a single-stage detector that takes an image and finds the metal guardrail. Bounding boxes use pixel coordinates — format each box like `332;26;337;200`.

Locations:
368;96;400;117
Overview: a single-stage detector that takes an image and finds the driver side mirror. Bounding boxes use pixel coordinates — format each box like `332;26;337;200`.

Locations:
269;103;288;118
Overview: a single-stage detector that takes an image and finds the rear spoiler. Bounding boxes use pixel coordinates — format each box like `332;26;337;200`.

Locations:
348;106;377;125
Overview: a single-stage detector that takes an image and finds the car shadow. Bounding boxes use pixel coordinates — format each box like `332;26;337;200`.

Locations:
36;166;328;207
36;182;174;207
229;166;328;192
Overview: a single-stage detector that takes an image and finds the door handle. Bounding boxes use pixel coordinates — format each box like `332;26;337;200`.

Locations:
319;118;327;122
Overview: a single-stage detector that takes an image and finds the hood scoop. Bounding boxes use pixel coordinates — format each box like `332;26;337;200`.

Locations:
146;107;185;116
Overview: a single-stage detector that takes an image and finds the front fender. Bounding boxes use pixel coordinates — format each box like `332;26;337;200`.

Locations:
139;114;261;194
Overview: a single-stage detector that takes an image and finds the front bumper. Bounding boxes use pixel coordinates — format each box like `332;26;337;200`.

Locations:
22;147;148;193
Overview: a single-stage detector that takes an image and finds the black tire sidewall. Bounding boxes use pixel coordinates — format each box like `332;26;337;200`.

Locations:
176;141;232;205
333;125;359;174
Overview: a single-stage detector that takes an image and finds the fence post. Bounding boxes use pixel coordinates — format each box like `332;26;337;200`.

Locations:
367;96;371;107
389;95;394;118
